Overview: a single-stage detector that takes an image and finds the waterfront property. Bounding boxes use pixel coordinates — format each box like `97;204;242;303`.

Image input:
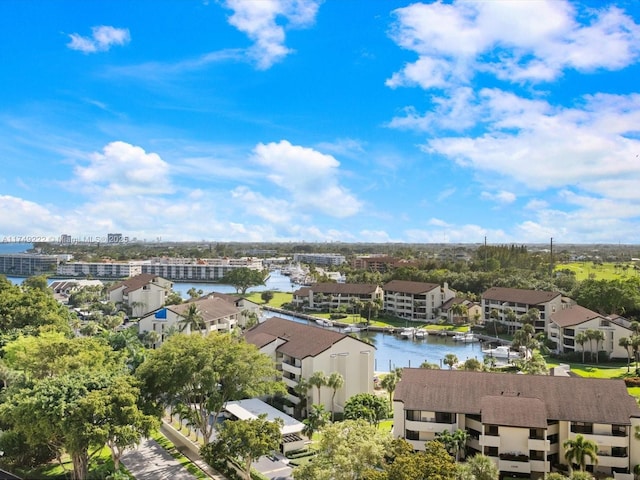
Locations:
141;256;263;281
244;317;375;417
393;368;640;479
108;273;173;318
481;287;565;334
383;280;456;323
0;253;64;276
292;282;383;311
206;292;262;328
57;260;142;279
440;297;482;324
548;304;634;359
138;295;240;347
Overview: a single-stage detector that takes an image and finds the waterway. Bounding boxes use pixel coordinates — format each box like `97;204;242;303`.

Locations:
4;267;486;373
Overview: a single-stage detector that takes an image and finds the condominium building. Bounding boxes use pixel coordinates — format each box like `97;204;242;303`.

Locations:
57;261;142;279
383;280;456;323
481;287;564;334
244;317;375;418
0;253;61;276
292;283;383;311
292;253;346;266
393;369;640;479
141;257;263;281
108;273;173;317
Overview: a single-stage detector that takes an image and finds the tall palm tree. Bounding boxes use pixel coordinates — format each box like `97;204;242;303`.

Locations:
326;371;345;421
179;303;205;333
592;329;605;364
584;329;597;362
380;368;402;407
308;371;327;405
452;428;470;461
632;335;640;370
575;332;587;364
292;377;310;419
620;337;632;373
563;434;598;473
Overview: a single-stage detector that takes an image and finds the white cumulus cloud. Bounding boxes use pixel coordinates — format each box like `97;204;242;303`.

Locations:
251;140;362;217
75;141;172;196
67;26;131;53
224;0;321;69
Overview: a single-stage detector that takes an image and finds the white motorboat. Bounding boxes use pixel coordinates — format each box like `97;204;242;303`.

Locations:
453;333;478;343
399;327;416;338
316;319;334;327
342;325;362;333
414;328;428;338
481;345;520;359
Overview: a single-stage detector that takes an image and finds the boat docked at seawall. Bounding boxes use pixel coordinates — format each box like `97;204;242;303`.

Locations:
481;345;521;359
414;328;428;338
342;325;362;333
452;332;478;343
399;327;416;338
316;319;334;327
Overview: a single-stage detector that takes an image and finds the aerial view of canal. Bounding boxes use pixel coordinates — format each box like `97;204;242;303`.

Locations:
7;266;486;373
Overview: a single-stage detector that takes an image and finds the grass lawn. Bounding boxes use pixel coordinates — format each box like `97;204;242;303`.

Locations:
545;359;631;379
245;291;293;307
556;262;639;281
18;446;131;480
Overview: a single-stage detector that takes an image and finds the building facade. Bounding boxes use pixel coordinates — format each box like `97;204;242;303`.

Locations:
108;273;173;317
383;280;456;323
292;283;383;311
141;257;263;281
292;253;346;266
393;369;640;479
0;253;61;276
57;261;142;279
244;317;375;418
548;304;633;359
481;287;564;334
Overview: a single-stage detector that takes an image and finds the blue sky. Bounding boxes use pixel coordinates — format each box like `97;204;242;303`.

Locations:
1;0;640;244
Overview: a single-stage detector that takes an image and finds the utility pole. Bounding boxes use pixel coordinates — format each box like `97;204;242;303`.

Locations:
549;237;554;278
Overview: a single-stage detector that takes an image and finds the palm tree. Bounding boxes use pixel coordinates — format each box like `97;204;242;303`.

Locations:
632;335;640;370
326;372;344;421
452;428;470;461
443;353;459;370
462;453;499;480
584;329;597;362
179;303;205;333
292;377;310;419
620;337;632;373
451;302;469;324
503;307;517;335
380;368;402;407
575;332;587;364
592;329;605;364
302;404;330;440
563;434;598;473
308;371;327;405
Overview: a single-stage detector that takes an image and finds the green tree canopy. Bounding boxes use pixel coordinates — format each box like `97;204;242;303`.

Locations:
343;393;389;427
222;267;268;294
136;332;284;442
202;414;282;480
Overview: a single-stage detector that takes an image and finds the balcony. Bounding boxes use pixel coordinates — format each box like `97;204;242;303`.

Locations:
528;438;550;450
282;362;302;376
479;435;501;447
283;376;298;389
405;420;455;434
569;432;628;448
596;453;629;469
499;455;531;474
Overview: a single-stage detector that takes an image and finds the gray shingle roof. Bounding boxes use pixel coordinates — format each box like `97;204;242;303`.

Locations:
394;369;640;425
550;304;603;328
168;296;239;321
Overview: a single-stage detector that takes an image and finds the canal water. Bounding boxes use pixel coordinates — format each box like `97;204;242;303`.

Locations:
6;269;484;373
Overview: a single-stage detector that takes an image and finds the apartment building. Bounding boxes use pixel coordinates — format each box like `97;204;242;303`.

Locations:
57;261;142;279
292;253;346;266
141;256;263;281
138;295;240;347
481;287;564;334
292;282;383;310
0;253;61;276
383;280;456;323
108;273;173;317
244;317;375;418
393;369;640;479
548;304;633;359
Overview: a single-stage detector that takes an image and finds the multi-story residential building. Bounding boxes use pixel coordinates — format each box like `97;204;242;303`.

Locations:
548;304;633;359
206;292;262;328
350;255;398;272
138;295;240;347
393;369;640;479
0;253;62;276
292;283;383;311
108;273;173;317
141;257;263;281
481;287;564;334
244;317;375;418
57;261;142;279
292;253;346;266
439;297;482;324
383;280;455;323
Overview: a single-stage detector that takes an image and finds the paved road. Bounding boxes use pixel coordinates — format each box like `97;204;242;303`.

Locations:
121;437;199;480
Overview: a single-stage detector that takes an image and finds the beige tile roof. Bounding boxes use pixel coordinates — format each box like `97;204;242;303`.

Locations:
480;395;548;428
245;316;373;359
383;280;440;295
481;287;561;305
394;369;640;425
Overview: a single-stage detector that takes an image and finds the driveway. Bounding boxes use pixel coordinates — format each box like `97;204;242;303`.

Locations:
121;437;199;480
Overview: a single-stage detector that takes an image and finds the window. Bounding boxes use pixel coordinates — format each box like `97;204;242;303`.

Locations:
435;412;456;424
484;446;498;457
571;422;593;434
406;430;419;441
600;320;610;327
485;425;499;436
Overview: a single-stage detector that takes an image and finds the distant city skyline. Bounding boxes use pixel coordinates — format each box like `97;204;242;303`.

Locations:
1;1;640;244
